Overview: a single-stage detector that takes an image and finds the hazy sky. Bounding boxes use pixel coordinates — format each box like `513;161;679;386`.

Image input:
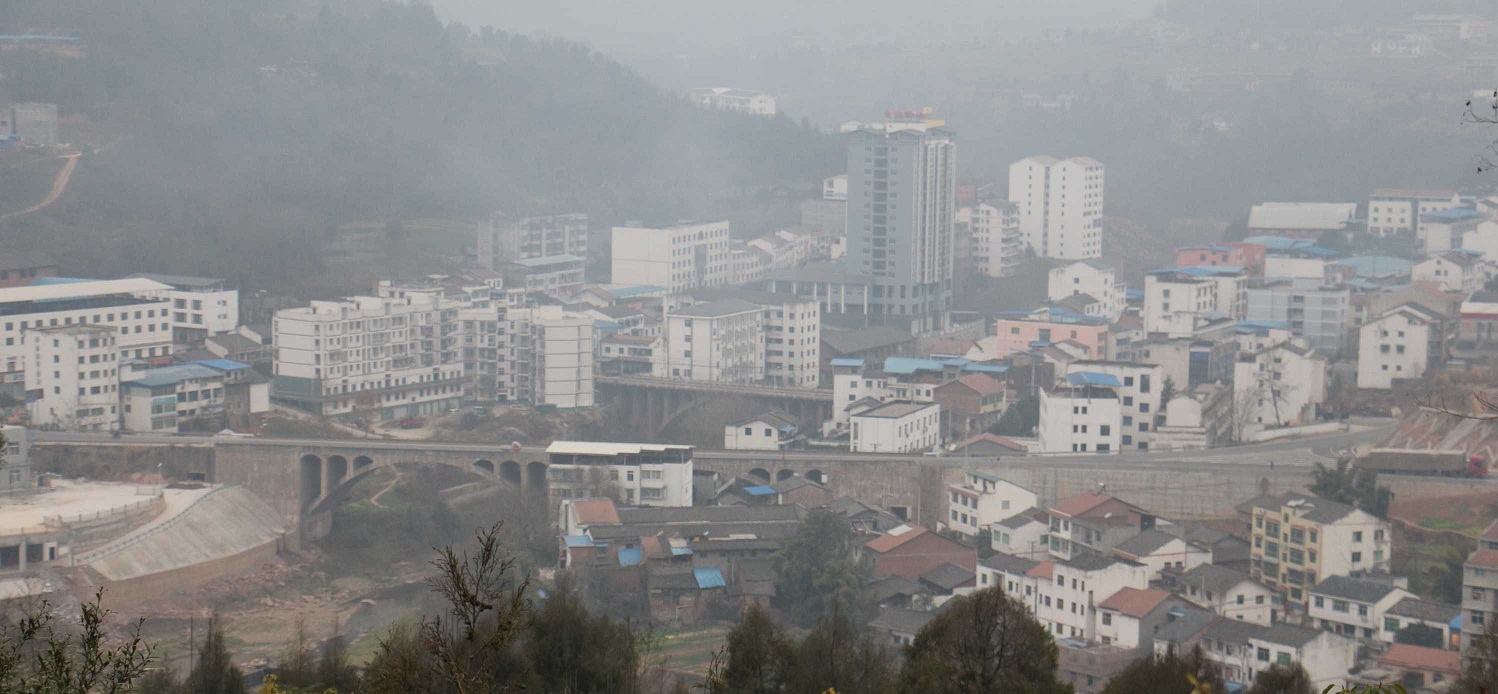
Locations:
429;0;1159;54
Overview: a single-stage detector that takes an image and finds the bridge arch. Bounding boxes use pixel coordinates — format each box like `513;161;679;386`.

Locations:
295;449;550;518
300;455;323;510
353;456;373;472
474;459;495;476
327;455;349;486
500;461;522;485
806;469;825;484
748;468;771;484
776;469;797;482
527;462;547;489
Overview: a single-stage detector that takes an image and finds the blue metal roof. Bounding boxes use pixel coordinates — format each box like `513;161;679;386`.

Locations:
1150;265;1244;277
1338;255;1412;279
694;567;727;589
190;359;250;372
829;358;865;367
1125;289;1144;300
1234;320;1290;332
744;485;776;496
995;306;1108;326
618;547;643;566
563;535;594;548
1423;207;1483;222
1242;236;1314;251
29;276;92;286
1297;245;1338;258
671;546;693;556
123;363;224;388
1067;371;1122;388
962;363;1009;374
611;285;665;297
883;357;946;374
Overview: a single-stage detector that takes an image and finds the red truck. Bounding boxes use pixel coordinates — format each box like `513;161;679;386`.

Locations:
1354;448;1489;478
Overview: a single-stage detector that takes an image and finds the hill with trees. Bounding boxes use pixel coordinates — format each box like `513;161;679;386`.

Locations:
0;0;841;294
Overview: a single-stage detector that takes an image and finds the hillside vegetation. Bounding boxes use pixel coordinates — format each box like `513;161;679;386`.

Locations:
0;0;840;293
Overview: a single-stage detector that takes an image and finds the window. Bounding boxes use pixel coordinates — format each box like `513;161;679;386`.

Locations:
1277;653;1292;666
1384;617;1400;632
1102;613;1112;626
1332;600;1349;613
1353;531;1363;543
1474;611;1487;626
1256;648;1270;662
1352;552;1362;563
1313;596;1324;608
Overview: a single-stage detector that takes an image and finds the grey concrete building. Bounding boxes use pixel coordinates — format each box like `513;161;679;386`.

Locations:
1245;280;1352;357
845;126;956;333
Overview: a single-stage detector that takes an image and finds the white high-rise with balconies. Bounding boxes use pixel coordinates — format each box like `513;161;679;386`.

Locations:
26;324;121;431
1009;156;1105;260
611;221;732;294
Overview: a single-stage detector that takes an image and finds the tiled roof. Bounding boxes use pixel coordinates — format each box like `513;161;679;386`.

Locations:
822;326;915;355
997;509;1046;530
948;373;1005;396
1386;597;1460;624
1051;491;1116;518
1113;530;1189;559
1026;561;1054;580
981;552;1040;575
1468;548;1498;569
951;433;1027;452
1483;519;1498;541
1310;575;1403;604
1177;563;1256;596
921;563;975;591
569;498;621;526
869;607;938;635
1098;587;1174;618
1378;643;1461;674
866;525;928;554
869;575;923;602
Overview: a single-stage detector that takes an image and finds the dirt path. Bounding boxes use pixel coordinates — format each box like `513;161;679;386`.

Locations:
0;152;79;221
369;467;401;509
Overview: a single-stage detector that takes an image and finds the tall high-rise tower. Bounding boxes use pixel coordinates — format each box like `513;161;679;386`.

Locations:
845;126;956;333
1008;156;1105;260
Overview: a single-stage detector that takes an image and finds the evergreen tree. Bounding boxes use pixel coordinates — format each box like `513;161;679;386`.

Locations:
1246;663;1314;694
521;575;639;693
1100;648;1222;694
316;619;360;693
897;587;1071;694
275;616;317;690
786;608;896;694
772;510;870;626
1395;623;1446;649
187;616;246;694
990;396;1040;437
719;605;794;694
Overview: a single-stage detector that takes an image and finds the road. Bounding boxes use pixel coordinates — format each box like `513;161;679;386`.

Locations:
33;421;1395;471
0;152;79;221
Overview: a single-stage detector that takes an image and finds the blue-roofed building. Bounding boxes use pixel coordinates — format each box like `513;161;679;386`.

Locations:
1421;207;1485;254
694;567;727;589
1066;371;1122;387
1369;188;1462;237
119;359;270;433
617;546;644;567
1337;255;1413;280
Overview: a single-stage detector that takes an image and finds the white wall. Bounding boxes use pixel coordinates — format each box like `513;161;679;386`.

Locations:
1038;387;1123;453
1357;310;1432;389
1010;156;1104;260
725;419;784;450
1049;262;1125;321
851;403;940;453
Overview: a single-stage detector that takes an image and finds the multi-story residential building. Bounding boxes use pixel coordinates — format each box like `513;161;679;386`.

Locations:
1357;303;1445;389
25;324;120;430
994;307;1110;359
0;251;58;289
1247;493;1392;609
1368;189;1461;237
1185;618;1356;690
688;290;821;388
932;373;1006;439
1232;342;1327;437
1144;267;1246;336
125;273;239;346
503;305;594;409
1245;280;1351;356
1038;378;1123;454
1421;208;1485;253
992;509;1051;559
272;294;465;419
1046;491;1156;561
845;126;957;332
1462;521;1498;655
0;278;175;402
119;359;268;433
1009;155;1105;259
655;299;766;383
0;424;32;493
1457;290;1498;362
1065;361;1162;451
611;221;731;294
1049;261;1126;322
598;333;659;376
864;523;976;580
850;401;940;453
545;442;694;509
7;102;59;147
1175;563;1278;625
1133;330;1239;390
958;201;1025;278
501;255;586;300
1413;251;1491;294
983;551;1150;641
475;213;588;268
687;87;776;115
945;471;1038;538
1307;575;1413;643
1247;202;1357;239
1177;244;1257;271
1111;529;1210;581
723;411;800;451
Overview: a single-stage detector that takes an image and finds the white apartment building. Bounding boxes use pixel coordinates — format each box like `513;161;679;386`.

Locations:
475;212;588;268
946;471;1039;538
26;325;120;430
1065;361;1162;451
1;279;175;399
1412;252;1490;294
959;201;1025;278
1037;380;1123;454
1049;261;1126;322
724;411;799;451
655;299;765;383
1144;267;1246;336
1307;575;1412;643
990;553;1151;642
823;174;848;201
126;273;239;345
850;401;940;453
1368;189;1462;237
272;294;465;419
1176;563;1278;626
1009;156;1105;259
681;288;821;387
992;511;1051;560
687;88;777;116
1232;342;1327;437
1421;208;1485;253
1191;619;1356;691
611;221;731;294
1111;529;1210;581
1096;588;1183;649
829;361;940;427
1357;304;1440;390
545;442;694;509
1462;522;1498;654
505;305;594;409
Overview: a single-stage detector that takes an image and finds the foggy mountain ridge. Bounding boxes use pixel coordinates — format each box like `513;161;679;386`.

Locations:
0;0;841;292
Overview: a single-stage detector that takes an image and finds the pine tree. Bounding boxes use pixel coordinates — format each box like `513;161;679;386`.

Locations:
1246;663;1314;694
719;605;794;694
897;587;1070;694
186;616;246;694
1101;648;1222;694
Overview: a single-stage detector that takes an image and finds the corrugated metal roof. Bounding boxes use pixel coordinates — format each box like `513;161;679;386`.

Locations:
883;357;946;374
191;359;251;372
743;485;776;496
829;358;865;367
563;535;594;548
0;277;172;304
617;547;643;566
1066;371;1122;388
694;567;726;589
123;363;224;388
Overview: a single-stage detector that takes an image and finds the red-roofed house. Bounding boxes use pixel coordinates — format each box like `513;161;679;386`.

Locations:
1047;491;1156;561
1097;587;1187;649
930;339;979;360
864;525;976;580
1462;535;1498;652
934;373;1008;438
1376;643;1460;689
561;497;621;536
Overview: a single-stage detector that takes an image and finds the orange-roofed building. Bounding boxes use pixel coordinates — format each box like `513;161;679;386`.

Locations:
1461;527;1498;653
1377;643;1460;690
864;524;976;581
1046;491;1156;561
1097;587;1186;649
561;497;621;536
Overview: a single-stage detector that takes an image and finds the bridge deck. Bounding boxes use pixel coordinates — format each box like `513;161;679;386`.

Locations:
597;375;833;401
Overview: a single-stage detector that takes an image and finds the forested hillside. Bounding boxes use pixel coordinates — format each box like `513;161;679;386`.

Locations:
0;0;840;292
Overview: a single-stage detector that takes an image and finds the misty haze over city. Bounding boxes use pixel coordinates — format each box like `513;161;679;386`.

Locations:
2;0;1498;692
